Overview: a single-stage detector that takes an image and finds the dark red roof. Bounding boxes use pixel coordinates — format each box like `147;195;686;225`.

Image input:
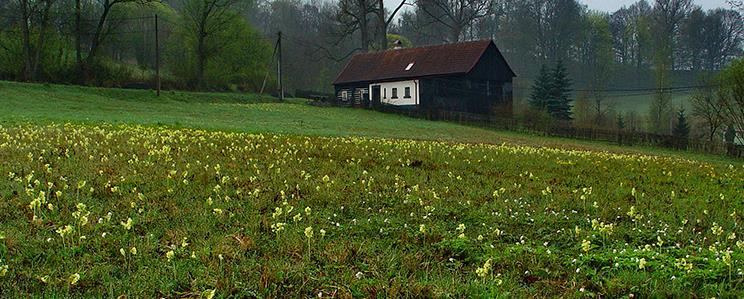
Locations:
333;40;508;85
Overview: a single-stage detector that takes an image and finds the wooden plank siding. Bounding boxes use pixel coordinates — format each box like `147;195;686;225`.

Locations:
332;40;516;116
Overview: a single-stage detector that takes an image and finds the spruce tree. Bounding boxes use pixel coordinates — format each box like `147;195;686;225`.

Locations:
529;64;552;111
547;60;573;121
672;108;690;149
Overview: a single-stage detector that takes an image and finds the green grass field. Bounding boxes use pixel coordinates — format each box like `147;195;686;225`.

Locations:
0;81;732;163
0;81;742;297
609;92;692;114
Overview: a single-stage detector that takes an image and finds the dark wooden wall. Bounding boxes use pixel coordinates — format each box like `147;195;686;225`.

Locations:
334;44;515;116
334;83;370;107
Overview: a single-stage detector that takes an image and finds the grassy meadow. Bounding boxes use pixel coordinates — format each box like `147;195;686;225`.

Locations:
0;81;742;297
0;81;732;163
609;92;692;114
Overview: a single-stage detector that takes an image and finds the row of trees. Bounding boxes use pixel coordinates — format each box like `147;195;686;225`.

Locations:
526;57;744;146
0;0;273;90
1;0;741;91
394;0;743;80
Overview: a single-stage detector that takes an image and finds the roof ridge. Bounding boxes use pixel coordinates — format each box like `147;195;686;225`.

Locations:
373;39;491;53
333;39;504;85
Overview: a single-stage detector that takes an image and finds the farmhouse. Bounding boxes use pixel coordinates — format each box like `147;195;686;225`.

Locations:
332;40;516;115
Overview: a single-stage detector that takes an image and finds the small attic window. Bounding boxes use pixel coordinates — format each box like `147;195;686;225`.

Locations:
405;63;414;71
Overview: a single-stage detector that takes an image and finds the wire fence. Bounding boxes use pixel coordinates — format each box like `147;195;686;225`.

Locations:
300;95;743;157
380;106;743;157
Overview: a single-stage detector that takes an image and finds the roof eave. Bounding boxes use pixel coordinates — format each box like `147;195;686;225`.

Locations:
333;72;472;86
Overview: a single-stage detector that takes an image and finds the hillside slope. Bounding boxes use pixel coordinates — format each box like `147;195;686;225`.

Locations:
0;81;735;163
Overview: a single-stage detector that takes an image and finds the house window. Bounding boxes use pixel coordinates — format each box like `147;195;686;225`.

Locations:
383;88;386;99
392;88;398;99
405;63;414;71
340;90;348;101
404;87;411;98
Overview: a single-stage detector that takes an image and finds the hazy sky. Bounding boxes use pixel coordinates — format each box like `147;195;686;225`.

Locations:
581;0;730;11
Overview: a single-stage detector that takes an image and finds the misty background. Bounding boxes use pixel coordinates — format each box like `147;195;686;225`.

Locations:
0;0;742;133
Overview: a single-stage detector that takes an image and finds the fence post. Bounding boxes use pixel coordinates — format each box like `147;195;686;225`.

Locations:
154;14;160;96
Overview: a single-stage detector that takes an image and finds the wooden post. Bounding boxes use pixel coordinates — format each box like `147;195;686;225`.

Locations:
277;31;284;100
155;14;161;97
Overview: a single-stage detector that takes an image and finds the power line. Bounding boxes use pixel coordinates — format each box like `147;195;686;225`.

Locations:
433;76;712;95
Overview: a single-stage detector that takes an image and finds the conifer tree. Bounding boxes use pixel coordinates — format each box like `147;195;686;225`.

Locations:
529;64;552;111
547;60;573;121
673;108;690;149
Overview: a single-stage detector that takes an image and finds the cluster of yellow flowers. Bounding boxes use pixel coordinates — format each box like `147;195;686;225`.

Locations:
475;259;493;278
0;123;740;295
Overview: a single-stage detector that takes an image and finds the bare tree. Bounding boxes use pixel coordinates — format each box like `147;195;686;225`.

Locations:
652;0;692;70
691;85;725;141
417;0;493;42
718;59;744;138
728;0;744;11
702;9;743;70
336;0;406;51
337;0;375;51
373;0;407;49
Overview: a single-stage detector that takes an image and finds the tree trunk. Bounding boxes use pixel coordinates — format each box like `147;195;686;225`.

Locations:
450;25;462;42
75;0;82;75
88;4;112;64
376;0;386;50
20;0;33;81
359;0;370;52
196;33;206;89
31;1;54;81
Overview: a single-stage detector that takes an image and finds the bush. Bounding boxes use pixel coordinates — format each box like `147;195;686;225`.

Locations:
516;107;554;133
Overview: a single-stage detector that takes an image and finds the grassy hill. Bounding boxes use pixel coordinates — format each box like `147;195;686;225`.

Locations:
0;81;742;297
0;81;733;163
610;92;692;114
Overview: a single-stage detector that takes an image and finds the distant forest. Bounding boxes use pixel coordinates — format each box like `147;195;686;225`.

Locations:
0;0;742;94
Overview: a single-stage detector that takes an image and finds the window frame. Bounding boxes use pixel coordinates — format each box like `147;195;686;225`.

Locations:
391;88;398;99
404;87;411;99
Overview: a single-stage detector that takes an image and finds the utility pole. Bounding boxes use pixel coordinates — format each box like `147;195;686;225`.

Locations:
155;14;161;97
277;31;284;100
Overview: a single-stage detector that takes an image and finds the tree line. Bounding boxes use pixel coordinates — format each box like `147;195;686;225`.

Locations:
2;1;741;90
0;0;273;90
